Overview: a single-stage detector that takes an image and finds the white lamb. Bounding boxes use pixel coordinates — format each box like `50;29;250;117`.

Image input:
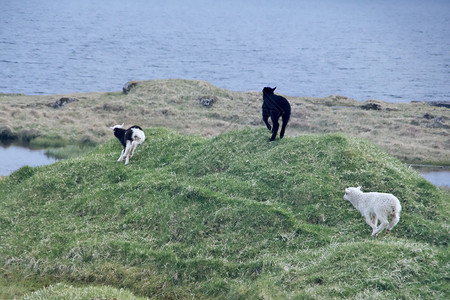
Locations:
343;186;402;237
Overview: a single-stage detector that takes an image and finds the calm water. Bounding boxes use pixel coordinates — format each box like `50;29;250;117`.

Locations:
0;144;57;176
421;171;450;188
1;0;449;102
414;166;450;188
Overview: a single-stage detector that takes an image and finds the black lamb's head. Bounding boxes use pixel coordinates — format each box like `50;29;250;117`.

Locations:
262;87;276;95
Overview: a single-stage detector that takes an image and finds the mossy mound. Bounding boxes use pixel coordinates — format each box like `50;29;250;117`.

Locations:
1;128;448;299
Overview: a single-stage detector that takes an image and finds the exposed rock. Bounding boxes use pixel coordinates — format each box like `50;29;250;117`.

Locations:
123;81;138;94
428;101;450;109
0;125;18;140
360;103;382;110
432;116;447;128
198;95;217;107
199;98;214;106
52;97;78;109
322;95;358;107
329;95;349;101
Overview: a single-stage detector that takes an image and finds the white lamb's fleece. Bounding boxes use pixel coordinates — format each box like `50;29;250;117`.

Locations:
344;186;402;237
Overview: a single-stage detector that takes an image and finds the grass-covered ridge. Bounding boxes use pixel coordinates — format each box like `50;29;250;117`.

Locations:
1;128;448;299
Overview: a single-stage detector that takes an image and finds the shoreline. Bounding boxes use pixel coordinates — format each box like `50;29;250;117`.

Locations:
2;90;450;106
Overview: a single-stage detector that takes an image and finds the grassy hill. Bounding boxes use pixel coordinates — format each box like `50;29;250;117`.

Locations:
1;79;449;164
1;128;448;299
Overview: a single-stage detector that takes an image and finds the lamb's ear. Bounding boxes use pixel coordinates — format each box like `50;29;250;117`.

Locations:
357;186;362;191
121;123;124;128
272;87;277;92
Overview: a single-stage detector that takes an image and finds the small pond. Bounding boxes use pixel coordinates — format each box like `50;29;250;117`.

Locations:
412;165;450;188
0;143;57;176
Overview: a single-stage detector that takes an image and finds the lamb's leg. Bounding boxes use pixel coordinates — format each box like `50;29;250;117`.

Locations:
372;215;378;228
124;146;131;164
386;212;400;233
372;217;389;237
123;142;132;165
270;114;280;141
129;141;138;158
263;114;271;131
280;114;289;139
280;124;287;139
364;216;377;233
118;149;125;162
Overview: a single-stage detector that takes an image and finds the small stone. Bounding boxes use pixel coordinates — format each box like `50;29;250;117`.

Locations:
361;103;382;110
198;95;217;107
123;81;138;94
432;117;446;128
423;113;434;120
428;101;450;109
0;125;17;140
52;97;78;109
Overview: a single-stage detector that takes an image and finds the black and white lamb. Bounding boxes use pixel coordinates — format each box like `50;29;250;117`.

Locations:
110;123;146;165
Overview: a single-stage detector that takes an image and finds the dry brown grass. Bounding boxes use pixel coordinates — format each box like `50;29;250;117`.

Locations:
1;79;448;164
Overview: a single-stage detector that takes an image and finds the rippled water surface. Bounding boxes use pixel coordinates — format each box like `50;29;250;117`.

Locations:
1;0;449;102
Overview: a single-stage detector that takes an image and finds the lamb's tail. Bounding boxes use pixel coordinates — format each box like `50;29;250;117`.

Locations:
133;129;146;144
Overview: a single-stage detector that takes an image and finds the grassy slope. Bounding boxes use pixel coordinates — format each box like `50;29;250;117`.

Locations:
1;128;448;299
1;79;449;164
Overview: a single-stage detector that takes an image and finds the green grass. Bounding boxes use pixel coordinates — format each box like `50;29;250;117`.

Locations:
22;283;149;300
0;128;448;299
29;136;70;148
45;144;97;160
